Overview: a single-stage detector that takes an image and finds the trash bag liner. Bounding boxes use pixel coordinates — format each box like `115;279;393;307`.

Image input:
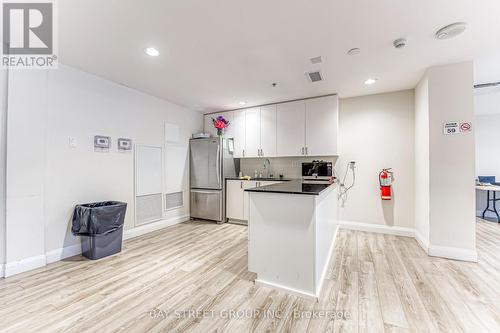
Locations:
72;201;127;236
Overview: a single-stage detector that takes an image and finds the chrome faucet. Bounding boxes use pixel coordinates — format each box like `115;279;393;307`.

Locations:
263;158;272;178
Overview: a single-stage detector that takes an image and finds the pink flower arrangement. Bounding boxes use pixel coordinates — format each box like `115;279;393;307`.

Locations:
212;115;230;136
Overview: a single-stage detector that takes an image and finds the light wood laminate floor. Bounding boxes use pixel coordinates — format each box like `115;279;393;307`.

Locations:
0;219;499;332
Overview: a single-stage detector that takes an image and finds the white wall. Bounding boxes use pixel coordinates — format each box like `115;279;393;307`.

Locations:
474;89;500;182
474;112;500;217
0;69;7;267
4;65;202;275
6;70;48;264
414;76;430;248
475;88;500;115
413;62;476;260
474;89;500;218
475;113;500;180
337;90;415;229
427;62;476;258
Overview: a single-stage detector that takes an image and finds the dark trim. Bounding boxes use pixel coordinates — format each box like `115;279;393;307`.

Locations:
474;82;500;89
482;190;500;223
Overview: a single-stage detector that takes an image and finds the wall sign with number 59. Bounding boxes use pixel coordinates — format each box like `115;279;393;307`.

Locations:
443;121;459;135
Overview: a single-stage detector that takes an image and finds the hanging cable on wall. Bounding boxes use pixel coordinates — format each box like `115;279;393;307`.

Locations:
338;161;356;206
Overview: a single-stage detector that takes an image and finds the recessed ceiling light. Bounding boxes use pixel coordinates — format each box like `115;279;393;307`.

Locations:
364;78;377;85
435;22;467;40
144;47;160;57
347;48;361;56
239;101;247;106
393;38;407;49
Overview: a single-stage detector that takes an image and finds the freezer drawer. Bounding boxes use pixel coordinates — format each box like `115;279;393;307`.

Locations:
190;189;222;221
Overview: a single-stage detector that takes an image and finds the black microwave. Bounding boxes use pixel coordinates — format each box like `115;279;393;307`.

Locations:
302;161;333;178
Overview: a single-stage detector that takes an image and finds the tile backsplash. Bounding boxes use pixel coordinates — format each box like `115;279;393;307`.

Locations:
239;156;338;179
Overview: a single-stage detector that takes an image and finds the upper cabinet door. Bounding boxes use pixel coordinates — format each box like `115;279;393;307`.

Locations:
276;100;306;157
245;108;261;158
232;109;246;158
305;95;338;156
204;111;234;138
260;105;277;157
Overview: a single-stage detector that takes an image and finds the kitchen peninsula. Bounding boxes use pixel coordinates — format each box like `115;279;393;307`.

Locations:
246;180;338;299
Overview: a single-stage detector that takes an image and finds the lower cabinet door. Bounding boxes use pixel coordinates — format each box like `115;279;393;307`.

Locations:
226;180;245;220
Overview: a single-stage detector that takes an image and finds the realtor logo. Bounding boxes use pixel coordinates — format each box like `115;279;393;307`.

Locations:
1;0;57;68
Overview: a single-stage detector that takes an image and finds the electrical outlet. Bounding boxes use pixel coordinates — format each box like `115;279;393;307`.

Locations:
69;137;77;148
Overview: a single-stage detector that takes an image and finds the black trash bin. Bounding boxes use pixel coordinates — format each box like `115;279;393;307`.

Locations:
72;201;127;260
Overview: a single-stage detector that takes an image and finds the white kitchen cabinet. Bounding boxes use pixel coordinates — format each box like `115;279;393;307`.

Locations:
245;108;261;157
305;95;338;156
227;180;257;222
232;109;246;158
204;111;234;138
260;105;277;157
227;180;281;222
205;95;337;158
276;100;306;157
245;105;277;158
226;180;245;220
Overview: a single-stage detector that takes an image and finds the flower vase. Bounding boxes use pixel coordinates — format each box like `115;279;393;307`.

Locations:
217;128;223;137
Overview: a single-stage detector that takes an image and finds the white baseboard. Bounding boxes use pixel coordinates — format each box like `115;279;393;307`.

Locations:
255;279;318;301
124;214;190;240
339;221;477;262
316;225;338;297
1;215;189;279
414;230;429;254
4;254;47;278
46;243;82;264
338;220;414;237
428;245;478;262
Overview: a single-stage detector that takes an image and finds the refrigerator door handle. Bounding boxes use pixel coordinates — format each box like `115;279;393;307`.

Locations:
216;144;221;186
191;189;220;194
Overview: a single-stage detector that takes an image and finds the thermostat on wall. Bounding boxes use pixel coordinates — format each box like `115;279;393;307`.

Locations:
117;138;132;151
94;135;111;150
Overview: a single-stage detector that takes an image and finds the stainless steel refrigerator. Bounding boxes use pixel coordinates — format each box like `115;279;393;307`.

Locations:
190;137;237;222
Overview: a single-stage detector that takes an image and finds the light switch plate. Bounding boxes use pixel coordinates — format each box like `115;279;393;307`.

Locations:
69;137;77;148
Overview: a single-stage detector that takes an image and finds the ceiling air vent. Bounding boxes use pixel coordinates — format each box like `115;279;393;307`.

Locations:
310;56;322;64
307;71;323;82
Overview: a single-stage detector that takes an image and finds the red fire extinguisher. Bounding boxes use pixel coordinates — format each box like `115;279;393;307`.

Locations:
379;168;393;200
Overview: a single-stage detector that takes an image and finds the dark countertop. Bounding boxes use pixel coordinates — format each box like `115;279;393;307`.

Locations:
225;177;293;181
244;179;337;195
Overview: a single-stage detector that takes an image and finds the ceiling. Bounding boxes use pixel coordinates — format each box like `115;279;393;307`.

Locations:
59;0;500;113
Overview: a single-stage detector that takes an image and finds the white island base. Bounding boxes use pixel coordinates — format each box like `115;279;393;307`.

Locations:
247;184;338;300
